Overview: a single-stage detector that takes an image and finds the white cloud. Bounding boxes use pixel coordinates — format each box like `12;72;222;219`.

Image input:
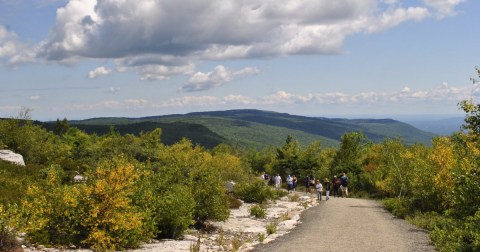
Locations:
29;95;41;100
16;0;463;80
223;94;257;105
107;86;120;94
365;7;430;33
182;65;259;92
160;96;220;108
261;83;476;106
423;0;465;18
0;26;35;64
52;82;478;116
136;63;195;81
88;66;112;79
0;26;19;58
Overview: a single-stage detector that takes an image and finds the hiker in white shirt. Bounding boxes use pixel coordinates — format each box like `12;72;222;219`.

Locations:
316;180;323;201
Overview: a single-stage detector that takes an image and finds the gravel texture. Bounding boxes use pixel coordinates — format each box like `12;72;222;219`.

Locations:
253;197;436;252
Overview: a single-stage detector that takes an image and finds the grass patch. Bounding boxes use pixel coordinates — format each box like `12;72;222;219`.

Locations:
288;194;300;202
266;222;277;235
249;204;266;219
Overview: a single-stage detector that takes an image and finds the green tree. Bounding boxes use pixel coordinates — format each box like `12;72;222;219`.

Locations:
273;134;300;176
297;141;324;178
331;132;366;175
54;118;69;135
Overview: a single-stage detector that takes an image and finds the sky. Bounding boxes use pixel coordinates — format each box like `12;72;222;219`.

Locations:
0;0;479;121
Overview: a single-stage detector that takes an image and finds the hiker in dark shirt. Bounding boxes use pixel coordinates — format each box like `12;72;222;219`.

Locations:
340;172;349;198
332;175;341;198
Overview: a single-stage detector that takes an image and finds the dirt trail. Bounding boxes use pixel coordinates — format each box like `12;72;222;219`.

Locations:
253;197;435;252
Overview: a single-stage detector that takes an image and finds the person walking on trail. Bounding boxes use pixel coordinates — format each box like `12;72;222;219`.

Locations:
275;174;282;190
262;173;269;185
309;175;316;194
332;175;340;198
292;175;297;192
286;174;293;193
323;178;331;200
340;172;349;198
305;175;310;193
316;180;323;201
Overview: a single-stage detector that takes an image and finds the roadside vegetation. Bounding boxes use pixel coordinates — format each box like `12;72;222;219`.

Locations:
0;69;479;251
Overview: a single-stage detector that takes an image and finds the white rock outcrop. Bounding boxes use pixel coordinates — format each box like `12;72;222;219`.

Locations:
0;149;25;166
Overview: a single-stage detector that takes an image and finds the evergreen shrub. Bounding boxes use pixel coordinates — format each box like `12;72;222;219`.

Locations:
234;180;274;203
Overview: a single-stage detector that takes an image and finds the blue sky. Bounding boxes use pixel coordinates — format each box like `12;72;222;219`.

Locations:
0;0;479;121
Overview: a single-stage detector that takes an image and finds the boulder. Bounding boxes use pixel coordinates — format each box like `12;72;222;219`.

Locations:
225;180;236;192
74;174;86;183
0;150;25;166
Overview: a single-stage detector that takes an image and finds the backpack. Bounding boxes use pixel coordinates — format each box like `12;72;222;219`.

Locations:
334;178;341;186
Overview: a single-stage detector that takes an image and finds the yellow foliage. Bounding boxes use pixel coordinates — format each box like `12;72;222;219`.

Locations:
81;158;144;250
430;138;455;186
20;185;51;233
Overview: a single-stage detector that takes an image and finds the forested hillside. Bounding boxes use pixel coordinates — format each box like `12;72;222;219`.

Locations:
41;109;435;149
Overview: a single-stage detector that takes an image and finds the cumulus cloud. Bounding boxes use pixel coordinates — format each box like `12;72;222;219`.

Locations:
1;0;466;87
0;25;35;65
182;65;259;92
15;0;463;80
88;66;112;79
37;1;423;60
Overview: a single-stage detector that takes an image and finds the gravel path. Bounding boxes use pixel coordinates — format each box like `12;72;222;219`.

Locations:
253;197;436;252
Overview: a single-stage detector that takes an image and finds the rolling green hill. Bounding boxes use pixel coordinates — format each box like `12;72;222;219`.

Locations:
45;109;436;149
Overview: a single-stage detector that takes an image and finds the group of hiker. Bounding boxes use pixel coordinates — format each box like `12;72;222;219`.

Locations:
261;172;349;200
261;173;299;192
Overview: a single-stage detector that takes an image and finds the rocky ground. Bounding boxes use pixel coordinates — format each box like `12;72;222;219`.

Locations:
135;192;318;252
23;191;318;252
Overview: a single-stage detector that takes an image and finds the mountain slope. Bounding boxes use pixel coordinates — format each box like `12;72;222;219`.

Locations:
57;109;435;149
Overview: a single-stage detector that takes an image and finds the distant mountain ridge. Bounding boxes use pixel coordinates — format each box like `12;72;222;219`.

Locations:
49;109;436;149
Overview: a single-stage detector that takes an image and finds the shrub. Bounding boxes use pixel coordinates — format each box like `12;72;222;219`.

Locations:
155;185;195;239
19;159;150;251
228;196;243;209
288;194;300;202
451;169;480;218
258;233;266;243
249;204;266;219
189;237;201;252
191;165;230;224
406;211;445;231
428;210;480;252
0;205;21;252
382;198;410;219
80;158;147;250
234;180;274;204
279;211;290;221
266;222;277;235
272;189;288;199
231;234;243;252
